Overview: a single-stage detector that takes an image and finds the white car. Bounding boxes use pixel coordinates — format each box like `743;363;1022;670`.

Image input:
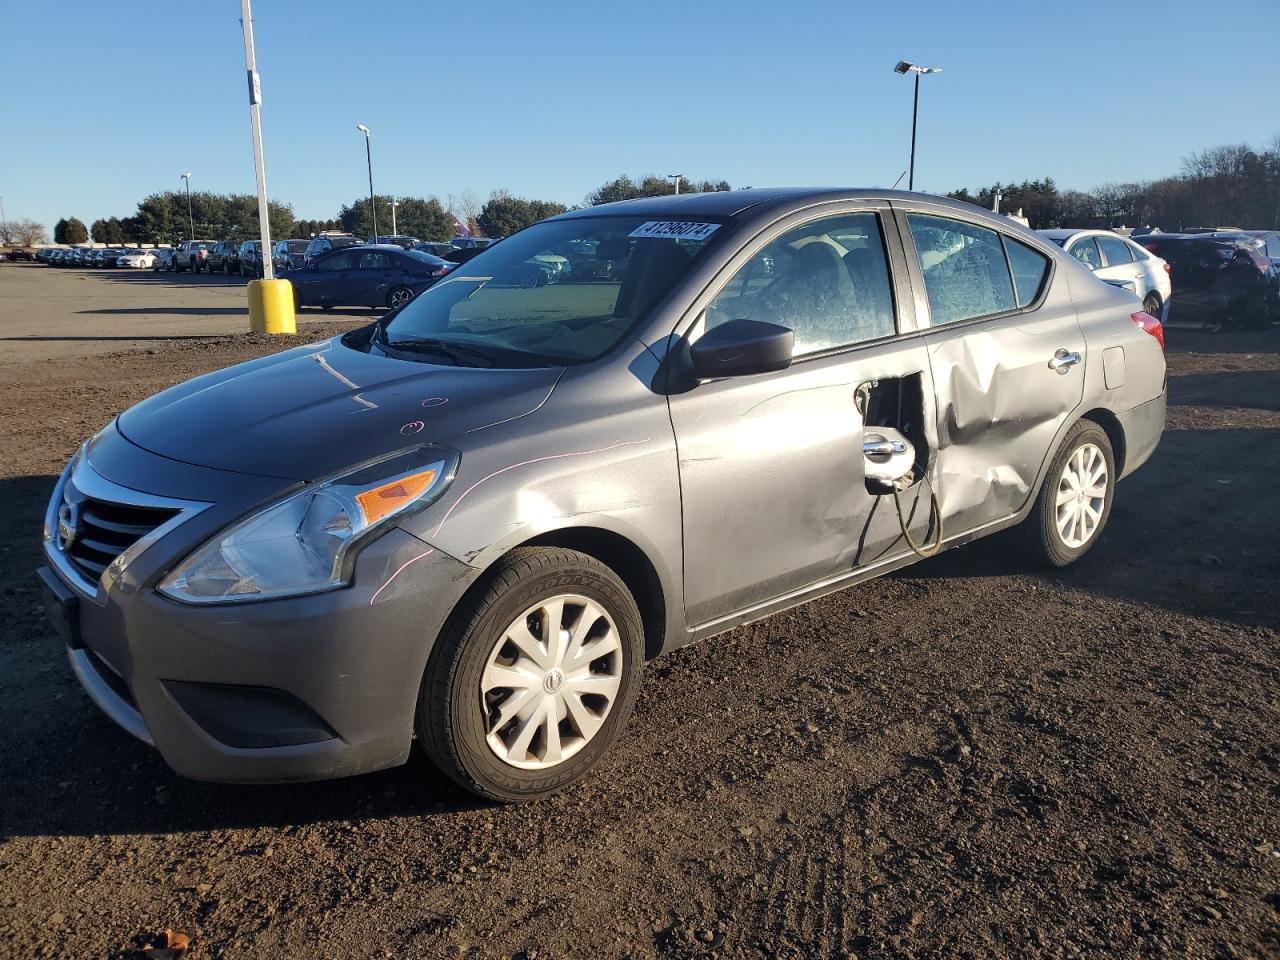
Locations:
117;250;158;269
1038;229;1171;320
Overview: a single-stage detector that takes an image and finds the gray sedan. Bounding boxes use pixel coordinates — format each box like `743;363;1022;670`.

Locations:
39;188;1165;800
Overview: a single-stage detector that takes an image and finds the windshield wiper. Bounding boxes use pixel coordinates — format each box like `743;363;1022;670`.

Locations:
382;336;498;367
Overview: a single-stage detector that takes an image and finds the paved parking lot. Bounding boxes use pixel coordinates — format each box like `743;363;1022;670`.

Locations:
0;263;372;366
0;264;1278;959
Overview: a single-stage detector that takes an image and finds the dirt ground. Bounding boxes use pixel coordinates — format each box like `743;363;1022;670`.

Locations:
0;263;1278;960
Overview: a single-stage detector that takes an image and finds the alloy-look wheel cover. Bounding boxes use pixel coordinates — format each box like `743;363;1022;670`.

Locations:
479;594;622;770
1056;441;1108;548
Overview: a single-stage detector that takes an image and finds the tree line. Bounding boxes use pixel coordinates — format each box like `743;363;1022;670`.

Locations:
35;173;734;249
946;136;1280;230
30;137;1279;249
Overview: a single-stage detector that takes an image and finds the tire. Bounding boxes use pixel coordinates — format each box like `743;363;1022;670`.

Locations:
387;285;414;310
1142;292;1161;318
417;547;644;802
321;304;334;311
224;261;232;276
1010;420;1115;567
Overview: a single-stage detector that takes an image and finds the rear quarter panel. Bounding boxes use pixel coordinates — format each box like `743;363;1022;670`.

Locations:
1064;257;1167;468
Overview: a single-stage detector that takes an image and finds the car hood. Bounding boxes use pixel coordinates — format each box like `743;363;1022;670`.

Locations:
117;338;562;480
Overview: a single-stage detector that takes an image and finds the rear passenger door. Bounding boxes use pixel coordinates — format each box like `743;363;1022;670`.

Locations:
1095;234;1145;295
352;250;399;305
898;207;1085;535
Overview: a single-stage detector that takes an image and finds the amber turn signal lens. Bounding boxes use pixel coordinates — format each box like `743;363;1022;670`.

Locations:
354;468;439;524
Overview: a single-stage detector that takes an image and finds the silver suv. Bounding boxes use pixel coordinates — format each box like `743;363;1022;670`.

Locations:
39;189;1166;801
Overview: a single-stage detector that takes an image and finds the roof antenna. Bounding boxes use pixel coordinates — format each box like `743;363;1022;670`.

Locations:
891;169;908;190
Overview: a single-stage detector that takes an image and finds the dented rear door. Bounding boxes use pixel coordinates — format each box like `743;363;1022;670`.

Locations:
894;205;1085;535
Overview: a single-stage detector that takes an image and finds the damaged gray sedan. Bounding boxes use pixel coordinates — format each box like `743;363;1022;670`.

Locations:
39;189;1166;801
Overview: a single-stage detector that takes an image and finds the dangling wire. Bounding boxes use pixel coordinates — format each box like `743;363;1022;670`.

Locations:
892;472;944;559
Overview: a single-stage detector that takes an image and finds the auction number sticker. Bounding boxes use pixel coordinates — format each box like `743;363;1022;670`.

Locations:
627;221;721;241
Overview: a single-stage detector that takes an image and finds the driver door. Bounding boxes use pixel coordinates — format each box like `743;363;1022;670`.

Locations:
669;206;938;627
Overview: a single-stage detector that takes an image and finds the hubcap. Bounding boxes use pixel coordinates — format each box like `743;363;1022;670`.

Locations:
391;290;411;307
1055;442;1107;548
480;594;622;770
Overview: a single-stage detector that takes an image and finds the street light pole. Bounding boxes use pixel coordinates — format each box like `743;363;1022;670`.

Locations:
388;198;399;236
239;0;274;279
893;61;942;191
180;172;194;240
668;173;684;195
356;124;378;241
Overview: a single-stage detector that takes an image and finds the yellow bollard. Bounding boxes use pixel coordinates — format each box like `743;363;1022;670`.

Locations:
247;279;296;335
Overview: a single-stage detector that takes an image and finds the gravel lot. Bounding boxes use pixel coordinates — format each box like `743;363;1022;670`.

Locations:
1;264;1278;959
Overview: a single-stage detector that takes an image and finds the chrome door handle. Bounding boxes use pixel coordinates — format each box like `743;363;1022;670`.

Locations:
863;437;908;459
1048;349;1082;373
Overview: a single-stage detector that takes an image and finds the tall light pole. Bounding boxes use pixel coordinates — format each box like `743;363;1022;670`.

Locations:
667;173;684;195
893;60;942;191
388;197;399;236
356;124;378;241
240;0;274;279
180;172;194;240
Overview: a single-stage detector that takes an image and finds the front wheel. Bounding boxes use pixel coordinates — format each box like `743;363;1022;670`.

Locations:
1010;420;1115;567
417;547;644;802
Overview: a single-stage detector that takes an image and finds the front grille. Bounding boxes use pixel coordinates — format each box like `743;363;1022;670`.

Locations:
60;482;177;584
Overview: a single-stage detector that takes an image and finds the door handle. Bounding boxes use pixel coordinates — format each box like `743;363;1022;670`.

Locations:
1048;349;1082;373
863;436;909;460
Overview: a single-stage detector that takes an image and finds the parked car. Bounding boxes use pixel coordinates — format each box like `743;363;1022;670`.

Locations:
37;189;1167;801
7;247;37;262
46;250;65;266
1135;234;1274;329
272;239;309;273
414;241;457;258
118;250;158;269
368;235;421;250
283;244;453;310
1039;229;1172;320
1237;230;1280;275
450;236;494;250
172;240;216;273
93;249;124;267
237;240;264;278
151;249;176;272
303;232;361;266
207;241;240;275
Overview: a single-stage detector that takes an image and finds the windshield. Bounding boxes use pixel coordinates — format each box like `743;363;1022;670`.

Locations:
286;240;308;252
377;215;725;367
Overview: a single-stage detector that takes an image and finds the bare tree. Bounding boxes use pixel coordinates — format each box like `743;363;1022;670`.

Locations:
5;219;48;247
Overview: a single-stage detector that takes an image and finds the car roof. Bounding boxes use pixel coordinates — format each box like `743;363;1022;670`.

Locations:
552;187;1016;222
334;243;406;253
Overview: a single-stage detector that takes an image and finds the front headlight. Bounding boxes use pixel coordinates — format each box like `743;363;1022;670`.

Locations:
159;445;457;603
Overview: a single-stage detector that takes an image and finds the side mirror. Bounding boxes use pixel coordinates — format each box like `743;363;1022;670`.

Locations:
690;318;794;378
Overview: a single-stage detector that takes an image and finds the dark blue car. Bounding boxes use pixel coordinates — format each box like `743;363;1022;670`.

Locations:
283;244;454;311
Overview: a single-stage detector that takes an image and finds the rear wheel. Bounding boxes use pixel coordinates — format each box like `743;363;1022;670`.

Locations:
387;285;414;310
1010;420;1115;567
1142;292;1162;318
417;547;644;802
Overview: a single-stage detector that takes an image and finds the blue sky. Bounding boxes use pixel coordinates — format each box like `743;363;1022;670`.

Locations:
2;0;1274;233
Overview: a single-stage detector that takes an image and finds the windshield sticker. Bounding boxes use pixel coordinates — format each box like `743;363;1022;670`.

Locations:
627;221;721;242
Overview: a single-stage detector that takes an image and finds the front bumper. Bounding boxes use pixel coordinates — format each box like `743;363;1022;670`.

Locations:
39;430;479;783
